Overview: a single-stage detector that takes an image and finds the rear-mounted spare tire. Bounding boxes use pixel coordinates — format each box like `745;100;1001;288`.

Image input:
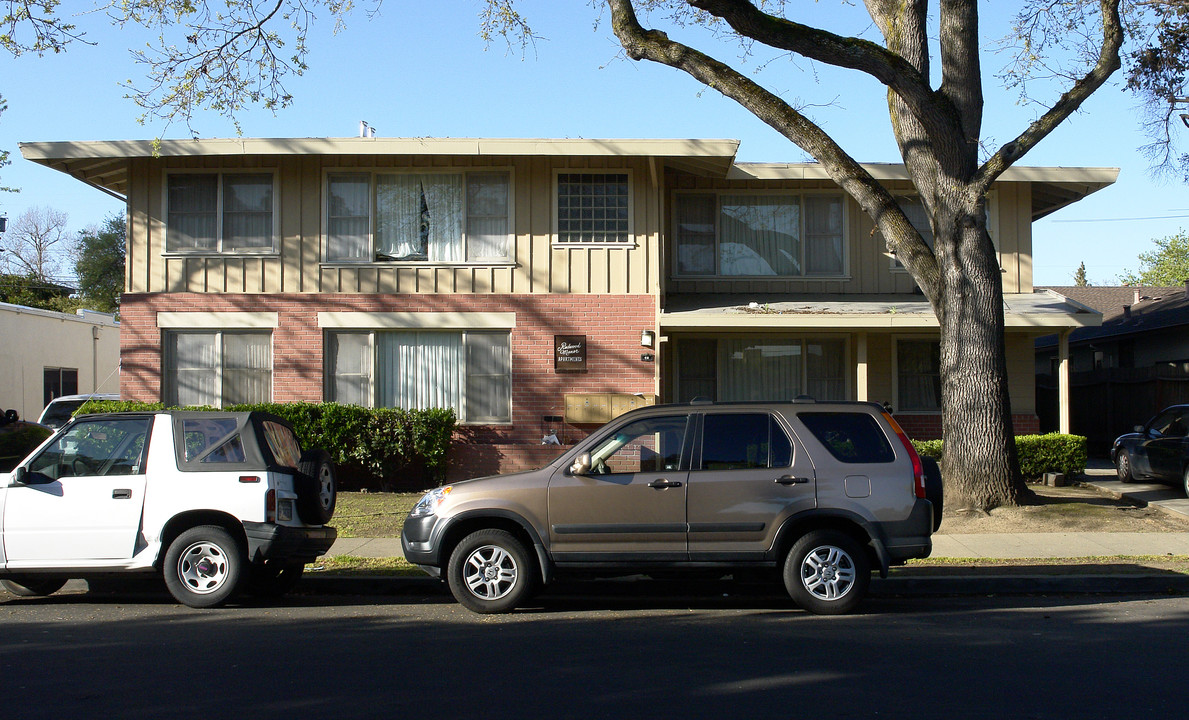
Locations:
295;449;337;525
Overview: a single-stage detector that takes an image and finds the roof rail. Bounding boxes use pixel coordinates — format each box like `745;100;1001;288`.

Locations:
792;395;817;403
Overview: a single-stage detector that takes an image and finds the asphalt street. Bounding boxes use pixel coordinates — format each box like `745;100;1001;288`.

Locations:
4;584;1188;720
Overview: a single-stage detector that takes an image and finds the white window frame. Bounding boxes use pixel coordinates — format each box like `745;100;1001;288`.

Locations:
553;170;635;247
671;189;849;278
164;170;279;255
163;330;274;408
321;168;515;265
892;336;942;412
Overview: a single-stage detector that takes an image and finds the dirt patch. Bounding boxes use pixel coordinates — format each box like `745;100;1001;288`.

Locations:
937;482;1189;535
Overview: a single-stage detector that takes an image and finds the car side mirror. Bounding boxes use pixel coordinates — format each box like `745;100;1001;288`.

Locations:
1135;425;1145;433
569;452;592;476
13;467;54;486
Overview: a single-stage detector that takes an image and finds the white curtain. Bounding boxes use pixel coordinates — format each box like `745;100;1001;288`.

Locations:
330;333;372;406
804;195;843;275
327;174;371;261
720;195;800;276
222;174;273;250
167;175;218;251
465;333;511;422
466;173;510;260
376;174;463;261
377;332;463;414
171;332;218;406
675;194;717;275
222;333;272;404
719;339;802;401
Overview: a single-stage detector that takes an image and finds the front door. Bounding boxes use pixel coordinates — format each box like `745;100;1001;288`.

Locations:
3;416;152;564
548;414;691;561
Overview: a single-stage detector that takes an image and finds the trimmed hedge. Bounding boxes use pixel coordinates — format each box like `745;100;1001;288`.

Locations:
77;400;456;491
911;433;1087;480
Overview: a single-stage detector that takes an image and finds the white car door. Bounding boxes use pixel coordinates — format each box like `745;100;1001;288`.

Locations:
3;416;152;564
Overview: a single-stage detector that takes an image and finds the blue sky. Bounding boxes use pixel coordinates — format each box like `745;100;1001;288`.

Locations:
1;1;1185;286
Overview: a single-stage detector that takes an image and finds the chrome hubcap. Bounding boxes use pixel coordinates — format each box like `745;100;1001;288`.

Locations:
801;545;856;601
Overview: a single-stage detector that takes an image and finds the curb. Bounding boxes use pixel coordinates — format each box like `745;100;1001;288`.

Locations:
297;572;1189;599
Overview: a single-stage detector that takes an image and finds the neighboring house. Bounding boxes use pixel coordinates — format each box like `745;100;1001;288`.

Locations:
20;138;1112;478
1035;284;1189;449
0;302;120;421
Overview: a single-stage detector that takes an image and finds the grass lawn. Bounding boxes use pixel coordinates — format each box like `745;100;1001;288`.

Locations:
332;491;421;538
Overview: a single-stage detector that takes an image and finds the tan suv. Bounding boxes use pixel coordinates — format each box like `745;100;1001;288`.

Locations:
402;400;942;614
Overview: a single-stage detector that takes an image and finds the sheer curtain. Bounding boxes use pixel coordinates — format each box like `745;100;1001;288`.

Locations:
465;333;511;422
675;194;717;275
720;195;800;276
327;174;371;261
806;340;845;400
376;174;463;261
719;339;801;401
804;195;843;275
330;333;373;406
466;173;510;260
222;174;274;250
222;333;272;404
377;332;463;414
897;340;941;410
166;175;218;251
170;332;218;406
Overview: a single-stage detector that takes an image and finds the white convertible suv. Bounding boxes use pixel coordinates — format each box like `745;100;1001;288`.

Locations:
0;411;337;607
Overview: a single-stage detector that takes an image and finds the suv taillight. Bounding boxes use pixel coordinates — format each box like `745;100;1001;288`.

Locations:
883;412;927;499
266;488;277;522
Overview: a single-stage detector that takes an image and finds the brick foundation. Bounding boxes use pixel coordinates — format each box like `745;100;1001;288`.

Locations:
893;413;1040;440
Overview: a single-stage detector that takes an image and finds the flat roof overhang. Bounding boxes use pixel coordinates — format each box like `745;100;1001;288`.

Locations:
660;290;1103;332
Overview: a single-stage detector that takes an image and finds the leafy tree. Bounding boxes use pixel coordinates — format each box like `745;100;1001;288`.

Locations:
1074;262;1090;287
0;1;1134;510
1118;230;1189;285
0;271;81;312
74;214;125;314
0;206;72;282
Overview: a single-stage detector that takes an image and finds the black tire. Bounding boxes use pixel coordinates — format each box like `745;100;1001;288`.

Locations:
246;562;305;598
921;456;944;531
783;530;871;615
446;529;536;613
295;449;337;525
2;576;67;597
1116;450;1134;483
162;525;244;608
1182;465;1189;498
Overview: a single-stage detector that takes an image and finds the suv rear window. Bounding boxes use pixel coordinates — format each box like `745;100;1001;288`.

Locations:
182;418;245;463
262;420;302;468
700;413;792;470
797;412;895;464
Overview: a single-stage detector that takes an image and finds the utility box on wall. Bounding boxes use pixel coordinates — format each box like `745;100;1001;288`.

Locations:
564;393;655;424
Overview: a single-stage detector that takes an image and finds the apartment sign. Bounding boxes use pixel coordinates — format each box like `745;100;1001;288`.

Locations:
555;335;587;373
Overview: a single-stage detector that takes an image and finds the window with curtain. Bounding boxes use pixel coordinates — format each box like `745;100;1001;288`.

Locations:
166;173;275;252
165;331;272;407
325;171;510;263
326;330;511;423
897;339;941;411
556;173;631;244
677;337;847;403
674;192;844;277
891;197;934;269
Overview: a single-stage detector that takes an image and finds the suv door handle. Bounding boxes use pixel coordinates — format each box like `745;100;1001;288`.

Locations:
112;489;132;499
648;479;683;489
775;476;810;485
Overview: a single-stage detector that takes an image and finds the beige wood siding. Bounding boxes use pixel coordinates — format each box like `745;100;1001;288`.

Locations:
128;154;659;295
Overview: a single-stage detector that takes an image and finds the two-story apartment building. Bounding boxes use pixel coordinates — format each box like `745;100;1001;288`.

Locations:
20;138;1111;478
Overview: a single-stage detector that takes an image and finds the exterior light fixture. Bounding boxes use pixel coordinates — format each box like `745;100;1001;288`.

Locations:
640;329;655;348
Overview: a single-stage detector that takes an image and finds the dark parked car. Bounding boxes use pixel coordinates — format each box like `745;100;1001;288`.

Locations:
0;410;52;472
1111;404;1189;496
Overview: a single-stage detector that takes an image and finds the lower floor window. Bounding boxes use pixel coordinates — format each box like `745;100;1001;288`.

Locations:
676;337;846;403
327;330;511;423
165;331;272;407
44;367;79;406
897;339;941;411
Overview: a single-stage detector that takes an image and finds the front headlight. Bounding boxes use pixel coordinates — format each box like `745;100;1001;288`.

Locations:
410;486;452;518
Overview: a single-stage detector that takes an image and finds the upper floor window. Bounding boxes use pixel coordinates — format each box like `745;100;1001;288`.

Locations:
890;197;934;270
555;172;631;244
675;192;845;277
325;171;511;263
166;173;275;253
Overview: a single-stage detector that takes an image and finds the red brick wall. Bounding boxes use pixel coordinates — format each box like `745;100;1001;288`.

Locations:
893;413;1041;440
120;292;656;451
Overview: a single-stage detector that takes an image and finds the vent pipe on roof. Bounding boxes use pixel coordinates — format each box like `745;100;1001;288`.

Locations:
1134;289;1141;304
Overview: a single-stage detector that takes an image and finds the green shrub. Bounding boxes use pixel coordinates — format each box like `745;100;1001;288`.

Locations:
76;400;456;490
909;434;1087;480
